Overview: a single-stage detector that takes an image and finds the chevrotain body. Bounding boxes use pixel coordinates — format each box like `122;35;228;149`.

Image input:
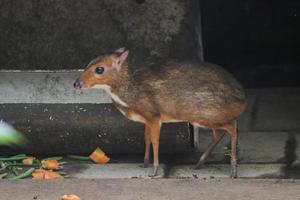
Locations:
74;48;247;178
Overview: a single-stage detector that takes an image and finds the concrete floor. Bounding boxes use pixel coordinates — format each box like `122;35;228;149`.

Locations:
62;162;299;179
0;179;299;200
1;163;300;200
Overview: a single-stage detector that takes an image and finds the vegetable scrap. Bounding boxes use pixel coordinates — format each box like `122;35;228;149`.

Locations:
0;147;110;179
22;157;36;165
32;169;62;180
11;168;35;180
41;159;60;170
61;194;81;200
89;147;110;164
0;155;66;180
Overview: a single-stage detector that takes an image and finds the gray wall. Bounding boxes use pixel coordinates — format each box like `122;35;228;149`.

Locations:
0;0;200;69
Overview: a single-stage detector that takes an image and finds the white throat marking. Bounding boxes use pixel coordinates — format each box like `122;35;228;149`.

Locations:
92;84;128;107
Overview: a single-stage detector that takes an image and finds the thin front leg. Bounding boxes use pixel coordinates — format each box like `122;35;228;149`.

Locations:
195;128;225;168
146;121;161;176
230;130;238;178
143;125;151;168
223;120;238;178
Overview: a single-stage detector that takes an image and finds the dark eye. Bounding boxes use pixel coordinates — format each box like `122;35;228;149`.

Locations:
95;67;104;74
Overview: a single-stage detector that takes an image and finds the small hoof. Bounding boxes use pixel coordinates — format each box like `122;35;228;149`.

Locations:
230;163;238;178
148;173;159;178
143;160;149;168
148;166;158;177
148;171;158;178
231;174;237;179
194;160;205;169
148;174;156;178
230;171;237;179
139;164;147;168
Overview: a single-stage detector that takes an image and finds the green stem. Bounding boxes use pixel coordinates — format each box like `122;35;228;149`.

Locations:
67;155;90;161
12;167;19;176
10;168;35;180
5;163;40;168
0;157;27;161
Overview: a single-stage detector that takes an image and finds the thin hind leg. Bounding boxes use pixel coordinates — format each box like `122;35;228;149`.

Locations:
143;125;151;168
147;121;161;177
222;120;238;178
195;128;225;169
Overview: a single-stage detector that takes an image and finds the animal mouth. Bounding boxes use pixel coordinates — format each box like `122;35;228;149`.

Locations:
73;79;84;90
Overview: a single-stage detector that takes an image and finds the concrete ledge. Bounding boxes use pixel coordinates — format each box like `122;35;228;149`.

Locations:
63;163;298;179
0;70;111;104
65;163;166;179
0;104;191;155
197;131;300;164
168;164;284;179
239;88;300;131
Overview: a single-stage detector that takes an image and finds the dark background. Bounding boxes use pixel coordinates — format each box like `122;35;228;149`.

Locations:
0;0;299;88
200;0;300;87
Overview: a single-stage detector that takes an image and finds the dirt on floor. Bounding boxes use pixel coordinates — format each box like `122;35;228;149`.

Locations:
0;179;299;200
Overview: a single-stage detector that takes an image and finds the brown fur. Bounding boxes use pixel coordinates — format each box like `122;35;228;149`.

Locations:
75;49;247;178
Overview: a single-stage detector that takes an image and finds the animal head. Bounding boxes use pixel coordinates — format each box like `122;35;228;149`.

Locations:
74;47;129;89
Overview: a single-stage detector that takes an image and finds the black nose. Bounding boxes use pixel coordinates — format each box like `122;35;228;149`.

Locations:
74;79;82;89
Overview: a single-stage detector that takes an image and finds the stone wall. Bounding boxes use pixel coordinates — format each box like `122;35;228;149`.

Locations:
0;0;200;69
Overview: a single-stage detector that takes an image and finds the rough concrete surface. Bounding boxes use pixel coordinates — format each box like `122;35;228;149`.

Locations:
65;163;166;179
245;88;300;131
0;0;199;69
196;131;300;164
0;179;299;200
63;163;287;179
168;164;285;179
237;87;300;131
0;70;110;104
0;103;191;155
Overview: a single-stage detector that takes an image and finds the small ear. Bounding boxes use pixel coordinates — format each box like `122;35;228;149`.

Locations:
113;49;129;70
114;47;127;54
